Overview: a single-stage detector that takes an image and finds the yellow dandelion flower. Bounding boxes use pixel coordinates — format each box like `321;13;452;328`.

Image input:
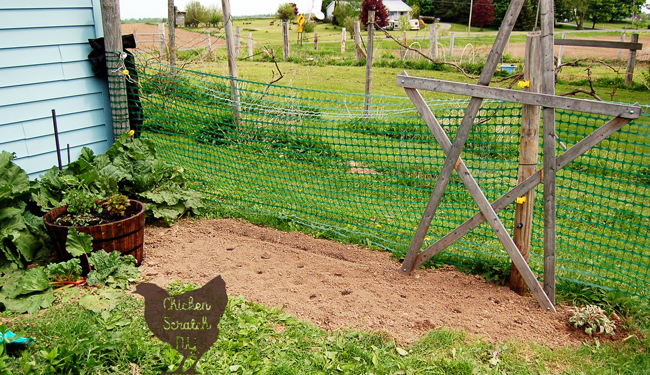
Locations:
123;69;130;75
129;130;135;136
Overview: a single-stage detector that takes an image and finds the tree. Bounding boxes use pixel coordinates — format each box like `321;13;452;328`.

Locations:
360;0;390;28
185;1;210;27
277;2;299;21
493;0;537;31
472;0;496;30
208;4;223;28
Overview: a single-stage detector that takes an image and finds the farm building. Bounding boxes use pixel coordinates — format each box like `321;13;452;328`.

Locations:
175;10;186;27
326;0;412;21
0;0;114;180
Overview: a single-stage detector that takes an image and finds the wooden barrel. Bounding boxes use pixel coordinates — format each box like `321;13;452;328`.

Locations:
43;200;145;266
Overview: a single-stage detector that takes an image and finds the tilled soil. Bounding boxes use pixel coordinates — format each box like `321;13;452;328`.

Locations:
138;218;590;347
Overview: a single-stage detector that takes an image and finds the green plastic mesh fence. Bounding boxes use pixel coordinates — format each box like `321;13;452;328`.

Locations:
131;59;650;299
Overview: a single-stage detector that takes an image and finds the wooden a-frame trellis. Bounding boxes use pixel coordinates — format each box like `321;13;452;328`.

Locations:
397;0;642;311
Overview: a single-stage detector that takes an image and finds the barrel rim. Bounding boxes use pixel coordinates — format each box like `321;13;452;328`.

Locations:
43;199;145;230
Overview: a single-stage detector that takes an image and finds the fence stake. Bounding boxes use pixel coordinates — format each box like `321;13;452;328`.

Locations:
168;0;176;67
248;31;253;59
101;0;129;138
341;27;346;54
430;24;438;59
449;32;455;57
541;0;556;306
402;30;407;58
234;26;241;57
314;32;318;50
354;21;363;62
206;32;211;54
625;33;639;85
511;32;541;296
283;21;290;59
618;33;625;60
221;0;241;124
365;11;375;121
158;22;166;57
557;32;566;66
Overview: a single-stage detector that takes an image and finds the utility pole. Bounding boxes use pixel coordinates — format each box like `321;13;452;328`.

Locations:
468;0;473;35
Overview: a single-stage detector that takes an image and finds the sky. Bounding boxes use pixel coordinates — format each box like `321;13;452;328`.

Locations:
120;0;324;19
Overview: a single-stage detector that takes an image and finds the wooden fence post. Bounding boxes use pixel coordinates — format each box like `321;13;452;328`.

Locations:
283;21;290;59
101;0;129;139
314;33;318;50
248;31;253;59
449;32;455;57
341;27;347;53
158;22;166;58
221;0;241;123
168;0;176;67
618;33;625;60
541;0;556;306
429;24;438;59
557;32;566;66
625;33;639;85
354;21;363;62
206;32;211;54
401;30;407;58
234;26;241;57
510;32;542;295
365;11;375;121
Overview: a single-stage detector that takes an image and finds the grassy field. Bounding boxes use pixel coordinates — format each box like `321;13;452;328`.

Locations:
3;282;648;374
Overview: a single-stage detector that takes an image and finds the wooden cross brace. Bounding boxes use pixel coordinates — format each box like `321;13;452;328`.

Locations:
396;75;641;311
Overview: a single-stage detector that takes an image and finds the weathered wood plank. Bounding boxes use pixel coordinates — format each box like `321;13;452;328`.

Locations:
626;34;639;86
396;75;641;119
511;31;541;296
541;0;556;305
399;0;526;276
413;115;632;270
554;38;642;50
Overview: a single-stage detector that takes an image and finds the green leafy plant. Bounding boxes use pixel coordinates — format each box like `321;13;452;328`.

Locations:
46;259;82;283
86;250;139;289
0;151;49;268
33;131;203;227
569;304;617;336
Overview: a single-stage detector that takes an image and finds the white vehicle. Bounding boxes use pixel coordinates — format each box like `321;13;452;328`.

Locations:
388;19;420;30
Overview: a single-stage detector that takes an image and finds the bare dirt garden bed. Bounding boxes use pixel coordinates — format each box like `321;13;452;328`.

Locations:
139;218;601;347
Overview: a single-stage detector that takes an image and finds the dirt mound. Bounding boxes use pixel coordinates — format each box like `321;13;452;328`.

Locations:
139;218;585;346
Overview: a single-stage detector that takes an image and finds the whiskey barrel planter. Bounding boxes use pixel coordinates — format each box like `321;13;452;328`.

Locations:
43;200;145;266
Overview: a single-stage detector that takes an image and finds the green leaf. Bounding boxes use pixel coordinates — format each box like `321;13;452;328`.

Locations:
4;289;55;314
13;230;40;264
86;250;139;289
0;151;31;198
17;267;51;296
79;293;119;313
47;258;82;282
66;228;94;257
396;347;409;356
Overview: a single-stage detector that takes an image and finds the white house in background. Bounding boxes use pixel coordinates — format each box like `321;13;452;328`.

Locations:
326;0;412;21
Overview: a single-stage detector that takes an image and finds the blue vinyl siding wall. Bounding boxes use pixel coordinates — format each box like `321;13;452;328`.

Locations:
0;0;113;179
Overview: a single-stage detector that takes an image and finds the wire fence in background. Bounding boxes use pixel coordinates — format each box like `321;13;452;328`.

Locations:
132;58;650;300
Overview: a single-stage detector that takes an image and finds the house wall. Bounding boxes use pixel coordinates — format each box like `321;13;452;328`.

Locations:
0;0;113;179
